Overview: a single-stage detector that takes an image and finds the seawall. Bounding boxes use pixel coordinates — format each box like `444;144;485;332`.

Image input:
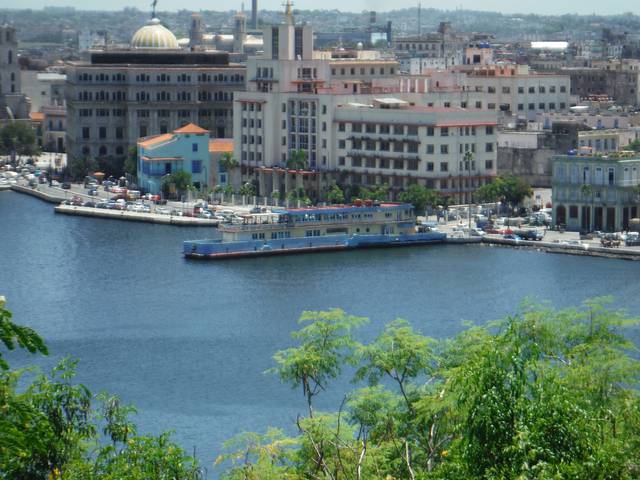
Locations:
54;204;218;227
10;184;65;203
481;236;640;261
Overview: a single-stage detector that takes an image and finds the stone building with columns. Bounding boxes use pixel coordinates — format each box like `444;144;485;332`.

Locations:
65;17;245;163
552;152;640;232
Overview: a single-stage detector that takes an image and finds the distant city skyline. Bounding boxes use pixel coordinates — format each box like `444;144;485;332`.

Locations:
9;0;640;15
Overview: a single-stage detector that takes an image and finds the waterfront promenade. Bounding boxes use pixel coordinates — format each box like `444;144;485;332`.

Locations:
5;181;640;260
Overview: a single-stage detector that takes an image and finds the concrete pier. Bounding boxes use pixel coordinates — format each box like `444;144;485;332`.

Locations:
54;204;219;226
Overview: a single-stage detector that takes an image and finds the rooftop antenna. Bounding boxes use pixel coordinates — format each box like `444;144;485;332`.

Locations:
418;1;421;36
151;0;158;19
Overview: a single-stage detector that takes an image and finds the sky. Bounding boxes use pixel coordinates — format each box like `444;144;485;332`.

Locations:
14;0;640;15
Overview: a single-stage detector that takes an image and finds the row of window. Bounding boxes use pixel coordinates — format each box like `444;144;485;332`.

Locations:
482;85;567;94
240;151;264;162
343;157;494;172
339;123;495;137
330;66;395;76
241;135;263;145
80;145;126;157
76;90;233;102
78;72;244;83
241;118;263;128
77;108;229;118
241;102;263;112
342;139;495;154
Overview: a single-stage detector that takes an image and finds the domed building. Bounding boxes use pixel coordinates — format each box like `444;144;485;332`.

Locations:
65;15;246;167
130;18;179;50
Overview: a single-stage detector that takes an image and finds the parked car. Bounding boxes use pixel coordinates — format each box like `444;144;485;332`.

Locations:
87;188;98;196
515;229;544;241
61;182;71;189
83;201;96;208
625;233;640;246
469;227;486;237
503;233;522;241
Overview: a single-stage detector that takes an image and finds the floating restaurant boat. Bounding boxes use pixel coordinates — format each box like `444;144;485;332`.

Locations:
183;201;446;259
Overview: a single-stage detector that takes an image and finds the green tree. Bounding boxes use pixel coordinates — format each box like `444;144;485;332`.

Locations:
286;187;311;206
398;184;440;214
0;296;47;370
219;152;239;190
161;171;192;199
123;146;138;176
0;299;202;480
0;122;38;156
239;182;256;197
286;149;309;170
359;183;390;202
68;155;98;181
270;309;367;417
222;299;640;480
628;138;640;152
215;429;298;479
326;184;345;204
475;175;533;212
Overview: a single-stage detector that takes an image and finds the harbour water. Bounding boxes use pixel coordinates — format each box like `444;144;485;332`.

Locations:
2;190;640;474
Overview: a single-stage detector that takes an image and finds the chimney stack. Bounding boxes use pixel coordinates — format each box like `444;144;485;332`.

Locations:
251;0;257;29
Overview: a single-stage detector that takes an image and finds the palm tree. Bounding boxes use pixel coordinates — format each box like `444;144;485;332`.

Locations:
286;149;309;170
219;152;239;190
580;183;594;232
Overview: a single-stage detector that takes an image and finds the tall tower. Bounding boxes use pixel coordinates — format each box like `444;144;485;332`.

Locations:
251;0;257;29
0;22;30;119
189;13;204;48
233;11;246;54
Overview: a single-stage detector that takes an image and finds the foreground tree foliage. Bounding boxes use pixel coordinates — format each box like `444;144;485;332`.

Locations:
0;299;203;480
3;297;640;479
218;300;640;479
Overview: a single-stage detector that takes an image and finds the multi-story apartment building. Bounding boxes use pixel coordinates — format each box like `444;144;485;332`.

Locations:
66;17;246;162
461;65;571;121
332;99;497;203
552;152;640;232
394;22;465;73
234;6;497;203
565;60;640;107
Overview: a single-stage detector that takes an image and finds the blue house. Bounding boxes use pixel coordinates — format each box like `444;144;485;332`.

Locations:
137;123;211;194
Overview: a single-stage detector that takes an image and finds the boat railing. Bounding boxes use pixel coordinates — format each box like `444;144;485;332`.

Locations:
219;217;415;232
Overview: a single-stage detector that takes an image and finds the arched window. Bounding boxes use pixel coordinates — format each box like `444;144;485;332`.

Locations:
115;146;124;156
98;145;107;156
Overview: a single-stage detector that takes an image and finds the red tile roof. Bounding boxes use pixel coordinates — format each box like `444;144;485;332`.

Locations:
173;123;209;135
138;133;174;148
209;138;234;153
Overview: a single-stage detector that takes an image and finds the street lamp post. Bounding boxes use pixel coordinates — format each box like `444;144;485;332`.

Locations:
464;151;473;233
